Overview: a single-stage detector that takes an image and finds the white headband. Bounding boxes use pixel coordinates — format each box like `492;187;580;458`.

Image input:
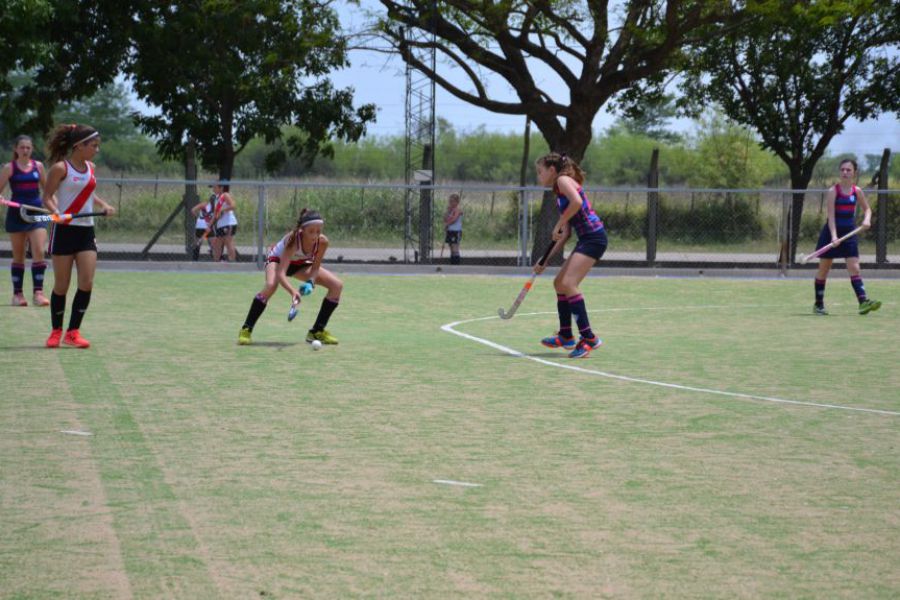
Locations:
301;219;324;227
74;131;99;146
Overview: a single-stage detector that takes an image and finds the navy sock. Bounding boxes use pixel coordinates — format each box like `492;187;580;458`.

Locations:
51;292;66;329
814;278;826;307
31;261;47;292
243;294;268;330
311;297;339;332
68;289;91;330
450;253;460;265
567;294;594;340
850;276;867;303
556;294;573;338
11;262;24;294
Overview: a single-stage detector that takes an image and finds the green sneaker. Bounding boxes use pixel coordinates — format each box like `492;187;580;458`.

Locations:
307;329;339;345
813;304;829;316
238;327;252;345
858;299;882;315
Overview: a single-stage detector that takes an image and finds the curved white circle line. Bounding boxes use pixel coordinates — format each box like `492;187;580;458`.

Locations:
441;306;900;417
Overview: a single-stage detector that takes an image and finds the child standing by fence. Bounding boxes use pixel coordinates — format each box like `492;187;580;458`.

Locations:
443;193;463;264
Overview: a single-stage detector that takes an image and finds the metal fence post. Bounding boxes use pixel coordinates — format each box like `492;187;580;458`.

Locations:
646;148;660;263
876;148;890;265
256;185;266;269
519;189;529;266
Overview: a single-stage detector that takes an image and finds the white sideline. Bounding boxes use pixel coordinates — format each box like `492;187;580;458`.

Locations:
441;306;900;417
433;479;483;488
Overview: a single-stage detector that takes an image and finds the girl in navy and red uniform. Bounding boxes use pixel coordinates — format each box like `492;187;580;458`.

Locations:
238;208;343;345
0;135;50;307
812;159;880;316
42;124;116;349
534;152;607;358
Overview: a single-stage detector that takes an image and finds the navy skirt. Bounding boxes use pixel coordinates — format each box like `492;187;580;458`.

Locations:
815;224;859;259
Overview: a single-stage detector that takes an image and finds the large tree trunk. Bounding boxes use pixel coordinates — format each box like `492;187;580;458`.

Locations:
780;165;814;265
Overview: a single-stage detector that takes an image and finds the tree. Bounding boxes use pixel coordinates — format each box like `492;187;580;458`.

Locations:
375;0;744;259
54;82;141;140
680;0;900;261
0;1;141;138
610;93;682;143
128;0;376;181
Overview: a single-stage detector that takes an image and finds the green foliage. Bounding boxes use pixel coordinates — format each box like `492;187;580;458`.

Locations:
680;0;900;190
54;82;139;140
128;0;375;179
687;113;786;188
0;0;140;136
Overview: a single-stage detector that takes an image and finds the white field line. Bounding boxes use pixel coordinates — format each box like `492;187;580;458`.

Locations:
60;430;93;436
441;305;900;417
433;479;483;488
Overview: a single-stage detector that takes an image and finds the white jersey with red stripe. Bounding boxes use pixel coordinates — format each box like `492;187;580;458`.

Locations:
56;160;97;227
266;231;320;266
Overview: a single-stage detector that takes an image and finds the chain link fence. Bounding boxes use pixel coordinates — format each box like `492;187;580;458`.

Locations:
3;178;898;268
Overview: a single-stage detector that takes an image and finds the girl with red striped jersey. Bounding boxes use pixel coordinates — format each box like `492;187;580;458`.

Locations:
42;124;116;349
238;208;343;345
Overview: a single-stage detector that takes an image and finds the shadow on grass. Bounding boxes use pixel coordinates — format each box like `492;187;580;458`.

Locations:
0;344;50;351
238;341;300;349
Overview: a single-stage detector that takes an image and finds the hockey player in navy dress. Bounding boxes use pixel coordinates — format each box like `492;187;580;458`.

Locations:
238;209;343;345
812;159;880;316
0;135;50;307
534;153;608;359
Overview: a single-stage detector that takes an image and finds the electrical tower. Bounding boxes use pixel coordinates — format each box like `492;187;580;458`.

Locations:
402;18;437;263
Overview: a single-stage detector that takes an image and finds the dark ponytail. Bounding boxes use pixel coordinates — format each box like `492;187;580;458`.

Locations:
535;152;586;185
46;123;98;163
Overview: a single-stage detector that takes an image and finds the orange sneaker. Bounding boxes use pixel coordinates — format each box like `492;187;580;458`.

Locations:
63;329;90;349
46;328;63;348
12;292;28;307
33;290;50;306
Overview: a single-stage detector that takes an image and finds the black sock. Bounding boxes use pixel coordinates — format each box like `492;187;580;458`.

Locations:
68;289;92;330
567;294;595;340
557;294;573;338
11;262;25;294
814;278;826;307
51;292;66;329
31;261;47;292
450;254;460;265
243;294;268;330
850;276;867;303
310;297;339;333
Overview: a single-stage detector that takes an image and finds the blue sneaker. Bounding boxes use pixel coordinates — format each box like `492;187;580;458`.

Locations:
568;336;602;359
541;333;576;349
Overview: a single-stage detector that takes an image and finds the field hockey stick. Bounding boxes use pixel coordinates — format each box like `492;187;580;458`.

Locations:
798;226;865;264
287;294;300;321
0;196;52;214
20;210;109;224
498;240;556;320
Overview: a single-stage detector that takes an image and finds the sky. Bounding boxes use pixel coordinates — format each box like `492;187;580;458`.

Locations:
327;1;900;164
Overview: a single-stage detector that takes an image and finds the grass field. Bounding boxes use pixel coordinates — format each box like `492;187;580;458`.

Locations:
1;268;898;598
